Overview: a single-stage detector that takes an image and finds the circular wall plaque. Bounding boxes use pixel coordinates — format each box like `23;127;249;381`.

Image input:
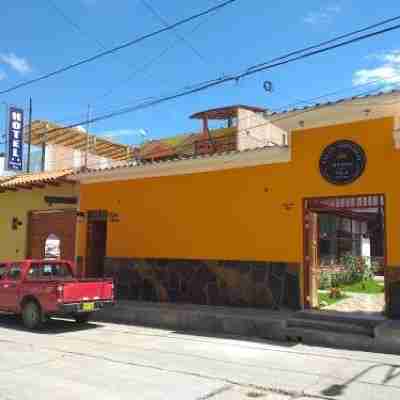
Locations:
319;140;366;185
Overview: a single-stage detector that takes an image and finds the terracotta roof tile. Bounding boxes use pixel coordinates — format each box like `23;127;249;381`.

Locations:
0;169;74;191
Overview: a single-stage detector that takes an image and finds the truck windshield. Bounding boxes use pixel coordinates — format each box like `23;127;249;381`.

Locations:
27;263;74;280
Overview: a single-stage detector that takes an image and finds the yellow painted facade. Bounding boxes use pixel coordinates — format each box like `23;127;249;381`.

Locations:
0;184;77;261
77;117;400;267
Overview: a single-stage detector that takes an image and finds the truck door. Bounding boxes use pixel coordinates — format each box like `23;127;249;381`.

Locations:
0;264;22;312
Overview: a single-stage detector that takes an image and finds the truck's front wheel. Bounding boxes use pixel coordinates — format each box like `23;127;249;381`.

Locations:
75;313;91;324
22;301;42;330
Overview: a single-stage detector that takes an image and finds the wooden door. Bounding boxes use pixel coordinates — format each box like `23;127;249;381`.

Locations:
86;221;107;278
28;210;77;261
304;207;319;308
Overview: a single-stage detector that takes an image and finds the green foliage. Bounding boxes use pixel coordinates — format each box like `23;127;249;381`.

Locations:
319;291;348;306
319;255;378;290
341;279;384;294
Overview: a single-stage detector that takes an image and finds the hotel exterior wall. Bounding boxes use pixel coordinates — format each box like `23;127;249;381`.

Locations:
77;117;400;311
79;117;399;264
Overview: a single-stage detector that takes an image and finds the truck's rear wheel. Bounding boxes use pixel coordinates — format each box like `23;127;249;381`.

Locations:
22;301;42;330
75;313;91;324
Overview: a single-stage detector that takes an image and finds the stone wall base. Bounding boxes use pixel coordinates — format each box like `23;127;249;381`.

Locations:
104;258;301;310
385;267;400;319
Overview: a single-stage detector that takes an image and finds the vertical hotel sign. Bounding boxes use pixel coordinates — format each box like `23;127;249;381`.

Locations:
7;107;24;171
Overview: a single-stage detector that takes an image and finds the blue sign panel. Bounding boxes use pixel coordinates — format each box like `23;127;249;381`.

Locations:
6;107;24;171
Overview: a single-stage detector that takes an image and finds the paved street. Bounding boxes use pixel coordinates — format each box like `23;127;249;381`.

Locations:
0;316;399;400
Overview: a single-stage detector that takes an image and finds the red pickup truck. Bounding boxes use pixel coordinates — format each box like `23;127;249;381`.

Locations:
0;260;113;329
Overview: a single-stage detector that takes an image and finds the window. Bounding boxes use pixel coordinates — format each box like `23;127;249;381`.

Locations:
26;263;73;281
7;265;21;281
0;264;7;279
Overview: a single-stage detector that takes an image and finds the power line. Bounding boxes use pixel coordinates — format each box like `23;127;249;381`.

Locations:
34;82;400;172
25;16;400;141
0;0;239;96
247;15;400;72
35;17;400;138
274;77;387;111
140;0;209;65
47;0;210;104
95;16;213;102
46;0;106;49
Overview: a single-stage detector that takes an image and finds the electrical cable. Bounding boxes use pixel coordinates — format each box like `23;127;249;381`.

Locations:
30;14;400;140
28;81;400;171
95;17;212;102
247;15;400;72
140;0;209;65
18;14;400;149
0;0;239;95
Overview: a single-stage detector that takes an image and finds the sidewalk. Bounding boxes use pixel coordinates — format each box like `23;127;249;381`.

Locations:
95;301;295;341
94;301;400;355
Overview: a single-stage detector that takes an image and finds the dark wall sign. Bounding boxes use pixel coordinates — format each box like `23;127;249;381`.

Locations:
6;107;24;171
319;140;366;185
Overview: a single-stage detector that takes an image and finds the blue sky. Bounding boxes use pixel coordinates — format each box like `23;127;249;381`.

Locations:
1;0;400;148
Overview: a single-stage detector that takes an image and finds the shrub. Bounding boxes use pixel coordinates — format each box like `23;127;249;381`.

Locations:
318;255;377;290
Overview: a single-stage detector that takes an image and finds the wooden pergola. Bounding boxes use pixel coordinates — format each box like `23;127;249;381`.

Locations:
25;120;136;162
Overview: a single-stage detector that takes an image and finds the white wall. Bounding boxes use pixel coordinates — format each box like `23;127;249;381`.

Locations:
45;144;113;171
236;108;288;151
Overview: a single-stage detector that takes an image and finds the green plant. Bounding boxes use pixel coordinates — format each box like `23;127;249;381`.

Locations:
318;255;378;290
340;255;376;283
319;291;348;307
319;269;332;290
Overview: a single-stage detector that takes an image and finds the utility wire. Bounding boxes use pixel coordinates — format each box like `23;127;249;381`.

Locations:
31;19;400;139
95;17;212;102
47;0;215;104
32;82;400;171
274;77;388;111
140;0;209;65
247;14;400;72
46;0;106;49
0;0;239;95
25;15;400;139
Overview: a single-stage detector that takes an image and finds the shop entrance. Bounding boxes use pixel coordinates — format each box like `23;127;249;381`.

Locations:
304;195;386;316
86;210;108;278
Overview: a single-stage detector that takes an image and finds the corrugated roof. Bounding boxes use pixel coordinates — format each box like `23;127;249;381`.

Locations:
75;143;286;178
269;89;400;117
0;169;74;192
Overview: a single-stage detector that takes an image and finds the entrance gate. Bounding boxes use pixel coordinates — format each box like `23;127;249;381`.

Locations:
303;195;386;311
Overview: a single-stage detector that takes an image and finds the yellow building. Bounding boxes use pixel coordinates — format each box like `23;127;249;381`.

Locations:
74;92;400;317
0;170;78;263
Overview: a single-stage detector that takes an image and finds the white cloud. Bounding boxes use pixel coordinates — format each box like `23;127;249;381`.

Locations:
100;128;148;141
353;50;400;87
0;70;6;81
0;53;32;74
303;5;341;25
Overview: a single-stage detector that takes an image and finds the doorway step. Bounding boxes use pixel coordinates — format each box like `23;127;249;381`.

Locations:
288;310;384;336
285;310;386;351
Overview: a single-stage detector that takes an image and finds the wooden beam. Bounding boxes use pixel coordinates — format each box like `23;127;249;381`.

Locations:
46;131;80;146
57;136;86;148
31;127;73;145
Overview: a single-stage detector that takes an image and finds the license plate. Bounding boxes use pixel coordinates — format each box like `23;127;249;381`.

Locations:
82;302;94;312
